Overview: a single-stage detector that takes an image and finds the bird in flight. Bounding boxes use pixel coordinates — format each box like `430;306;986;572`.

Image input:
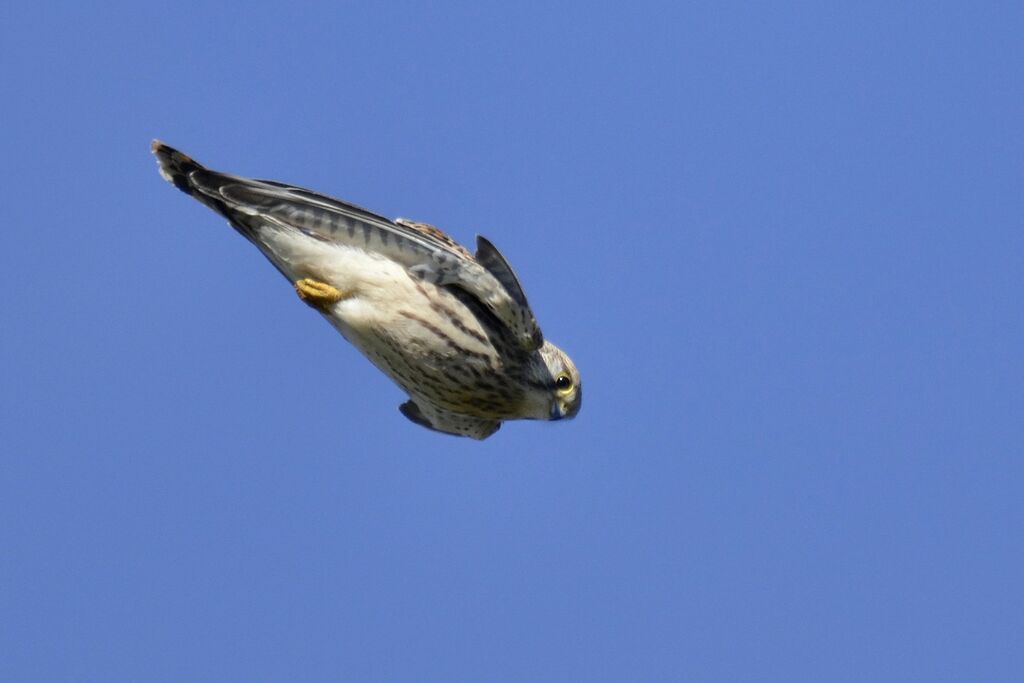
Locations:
152;141;581;439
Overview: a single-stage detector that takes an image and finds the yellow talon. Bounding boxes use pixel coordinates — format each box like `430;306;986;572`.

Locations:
295;278;344;309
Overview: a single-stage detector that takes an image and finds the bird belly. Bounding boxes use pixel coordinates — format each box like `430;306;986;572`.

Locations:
254;227;524;419
336;286;521;419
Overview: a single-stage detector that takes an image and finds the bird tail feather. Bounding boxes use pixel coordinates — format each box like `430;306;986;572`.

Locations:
151;139;264;242
151;140;205;196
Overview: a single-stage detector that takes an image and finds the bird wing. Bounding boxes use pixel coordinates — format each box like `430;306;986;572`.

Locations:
152;141;542;351
473;236;540;347
399;400;501;440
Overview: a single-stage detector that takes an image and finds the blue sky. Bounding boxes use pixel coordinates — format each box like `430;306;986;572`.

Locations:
2;2;1021;680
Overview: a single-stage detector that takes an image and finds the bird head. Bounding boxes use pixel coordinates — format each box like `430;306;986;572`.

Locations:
523;341;582;422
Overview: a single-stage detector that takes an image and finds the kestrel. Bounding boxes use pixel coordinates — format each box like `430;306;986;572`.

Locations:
152;141;581;439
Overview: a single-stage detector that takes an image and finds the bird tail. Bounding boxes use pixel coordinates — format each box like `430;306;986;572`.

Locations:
151;139;263;242
151;140;205;196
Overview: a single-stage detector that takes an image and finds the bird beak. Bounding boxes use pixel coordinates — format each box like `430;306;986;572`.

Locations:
550;386;581;421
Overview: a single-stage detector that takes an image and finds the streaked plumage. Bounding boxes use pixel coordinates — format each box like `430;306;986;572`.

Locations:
152;141;581;439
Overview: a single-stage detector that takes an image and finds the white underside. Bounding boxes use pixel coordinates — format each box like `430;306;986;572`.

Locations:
248;225;551;432
258;226;419;339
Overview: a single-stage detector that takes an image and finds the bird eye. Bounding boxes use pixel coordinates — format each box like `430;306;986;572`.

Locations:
555;374;573;393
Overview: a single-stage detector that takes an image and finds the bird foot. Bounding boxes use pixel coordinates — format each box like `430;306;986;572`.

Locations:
295;278;344;310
